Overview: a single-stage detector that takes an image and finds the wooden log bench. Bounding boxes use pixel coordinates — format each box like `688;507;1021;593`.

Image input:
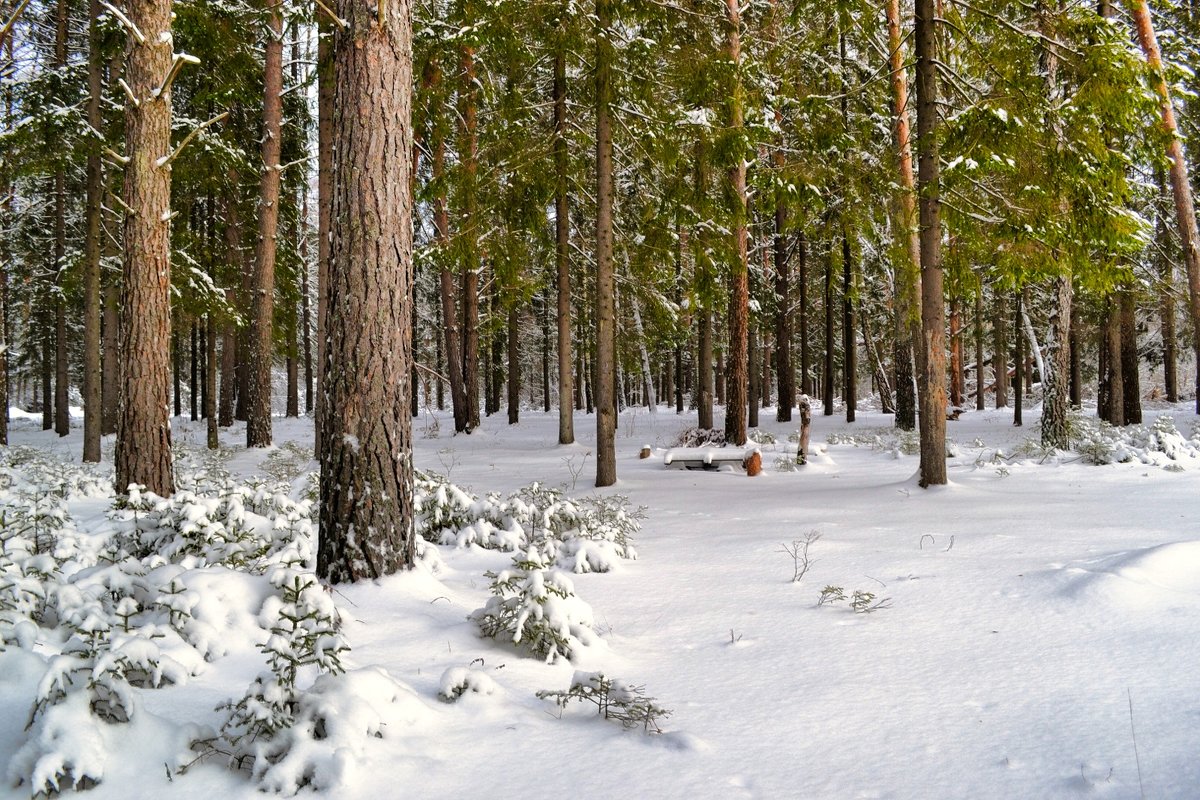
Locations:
663;446;759;472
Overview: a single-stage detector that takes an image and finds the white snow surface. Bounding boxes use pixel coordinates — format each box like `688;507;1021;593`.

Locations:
3;400;1200;799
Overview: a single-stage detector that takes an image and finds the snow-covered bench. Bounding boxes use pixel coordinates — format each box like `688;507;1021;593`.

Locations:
663;446;759;472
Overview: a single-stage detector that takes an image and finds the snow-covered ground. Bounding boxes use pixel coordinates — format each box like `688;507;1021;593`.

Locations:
3;399;1200;799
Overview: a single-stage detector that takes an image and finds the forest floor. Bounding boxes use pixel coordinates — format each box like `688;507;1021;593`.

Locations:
3;397;1200;799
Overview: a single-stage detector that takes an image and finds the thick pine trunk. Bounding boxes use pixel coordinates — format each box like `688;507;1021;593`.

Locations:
915;0;947;486
594;0;616;486
1038;7;1073;450
887;0;921;431
247;0;283;447
116;0;174;496
1128;0;1200;413
318;0;416;581
723;0;748;446
1042;276;1073;447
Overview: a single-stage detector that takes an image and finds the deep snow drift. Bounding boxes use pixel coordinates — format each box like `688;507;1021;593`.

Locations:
2;400;1199;800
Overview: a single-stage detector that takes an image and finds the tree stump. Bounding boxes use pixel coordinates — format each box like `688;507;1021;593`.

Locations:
796;394;813;466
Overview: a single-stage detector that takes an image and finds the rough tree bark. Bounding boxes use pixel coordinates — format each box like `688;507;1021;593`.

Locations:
915;0;947;486
554;45;574;443
459;37;481;432
82;0;103;460
247;0;283;447
1126;0;1200;413
116;0;175;496
886;0;921;431
318;0;416;581
594;0;616;486
723;0;748;446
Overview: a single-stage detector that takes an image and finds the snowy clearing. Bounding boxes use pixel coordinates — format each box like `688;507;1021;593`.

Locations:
3;402;1200;799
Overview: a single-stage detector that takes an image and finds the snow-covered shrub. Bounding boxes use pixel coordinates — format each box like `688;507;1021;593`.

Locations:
826;427;919;456
748;429;777;445
472;548;599;663
670;427;726;448
438;666;500;703
199;667;427;796
1073;415;1199;468
107;480;315;571
212;564;349;780
415;475;640;573
537;671;671;733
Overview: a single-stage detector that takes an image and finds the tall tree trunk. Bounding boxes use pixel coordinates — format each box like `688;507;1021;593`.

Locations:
1127;0;1200;413
554;45;574;443
1121;289;1141;424
116;0;174;496
219;185;242;427
81;0;104;459
1042;276;1073;447
773;148;792;420
427;61;468;433
841;231;856;422
190;320;199;421
915;0;947;486
994;291;1008;408
247;0;283;447
41;324;51;430
52;0;68;439
974;276;985;410
507;303;519;424
1069;305;1082;408
300;175;313;416
887;0;921;431
594;0;616;486
823;239;835;416
206;315;218;448
318;0;416;581
723;0;748;446
1038;5;1073;450
541;285;550;412
315;18;333;452
1102;299;1124;425
798;230;811;396
949;298;963;408
675;226;685;413
1158;171;1179;402
460;40;481;432
174;324;182;415
1014;291;1024;427
102;278;118;435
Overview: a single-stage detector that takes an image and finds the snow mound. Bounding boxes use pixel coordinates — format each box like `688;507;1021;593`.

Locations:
1062;541;1200;608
